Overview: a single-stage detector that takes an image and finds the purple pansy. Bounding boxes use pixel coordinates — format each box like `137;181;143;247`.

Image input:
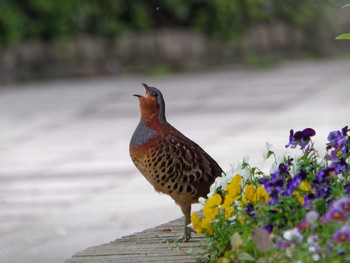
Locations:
286;128;316;149
312;167;333;199
276;237;291;249
263;224;273;233
334;197;350;214
268;189;279;205
312;179;330;199
345;184;350;196
329;158;348;175
284;170;307;196
283;228;303;243
298;211;319;231
305;211;319;223
259;158;293;203
315;167;335;183
333;225;350;243
246;203;255;217
327;126;349;161
324;207;346;222
303;193;316;208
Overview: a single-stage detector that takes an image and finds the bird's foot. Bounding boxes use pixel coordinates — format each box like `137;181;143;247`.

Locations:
177;227;196;243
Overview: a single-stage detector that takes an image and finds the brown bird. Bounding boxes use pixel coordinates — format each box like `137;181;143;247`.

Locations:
129;84;223;242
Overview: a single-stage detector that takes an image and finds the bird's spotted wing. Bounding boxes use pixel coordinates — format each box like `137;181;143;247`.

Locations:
151;128;223;200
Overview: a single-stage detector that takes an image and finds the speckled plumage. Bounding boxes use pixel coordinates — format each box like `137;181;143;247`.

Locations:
129;84;223;241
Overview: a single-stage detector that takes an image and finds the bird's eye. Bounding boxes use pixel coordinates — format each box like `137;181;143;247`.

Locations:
152;91;158;97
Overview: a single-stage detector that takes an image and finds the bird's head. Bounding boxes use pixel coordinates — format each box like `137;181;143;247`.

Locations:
134;83;167;123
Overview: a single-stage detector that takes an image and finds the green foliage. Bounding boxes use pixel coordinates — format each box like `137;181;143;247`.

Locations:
336;33;350;40
336;3;350;40
0;0;332;47
190;126;350;262
0;1;25;45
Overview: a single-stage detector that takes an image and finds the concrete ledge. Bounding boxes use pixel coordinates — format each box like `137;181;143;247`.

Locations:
65;217;206;263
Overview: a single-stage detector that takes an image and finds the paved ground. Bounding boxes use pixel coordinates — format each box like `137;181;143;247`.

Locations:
66;217;206;263
1;58;350;263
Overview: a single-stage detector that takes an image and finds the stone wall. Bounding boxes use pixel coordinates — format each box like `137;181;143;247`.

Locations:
0;23;349;83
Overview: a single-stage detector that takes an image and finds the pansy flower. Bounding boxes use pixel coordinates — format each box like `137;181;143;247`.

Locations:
324;207;346;222
333;225;350;243
263;224;273;233
312;168;333;199
286;128;316;149
203;193;222;222
330;158;348;175
284;170;307;196
283;228;303;243
326;126;349;161
298;211;319;231
345;183;350;196
258;158;293;205
276;237;291;249
334;197;350;214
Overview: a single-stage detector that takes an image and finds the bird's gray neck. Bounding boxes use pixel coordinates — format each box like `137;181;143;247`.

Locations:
130;120;156;147
158;111;166;124
158;100;166;124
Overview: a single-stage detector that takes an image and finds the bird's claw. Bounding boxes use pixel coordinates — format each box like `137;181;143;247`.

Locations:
178;227;195;242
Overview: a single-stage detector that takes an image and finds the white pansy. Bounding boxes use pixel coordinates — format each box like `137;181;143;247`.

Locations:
207;156;252;198
208;176;226;197
229;160;250;181
312;254;320;261
269;162;279;174
263;142;273;159
283;228;303;243
198;197;206;205
243;155;249;164
308;246;317;253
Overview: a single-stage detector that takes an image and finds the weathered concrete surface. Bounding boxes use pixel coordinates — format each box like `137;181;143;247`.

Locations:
65;217;205;263
1;58;350;263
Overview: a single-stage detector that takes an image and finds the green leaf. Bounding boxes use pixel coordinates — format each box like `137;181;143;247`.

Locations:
336;33;350;40
217;257;230;263
238;252;256;261
342;4;350;8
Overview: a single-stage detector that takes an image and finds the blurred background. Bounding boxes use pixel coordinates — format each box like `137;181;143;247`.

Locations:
1;0;350;82
1;1;350;263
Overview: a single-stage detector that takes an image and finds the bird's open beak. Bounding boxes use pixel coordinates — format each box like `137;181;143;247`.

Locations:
142;83;150;91
133;83;150;98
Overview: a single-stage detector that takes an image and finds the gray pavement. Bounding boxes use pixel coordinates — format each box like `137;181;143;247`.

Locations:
1;58;350;263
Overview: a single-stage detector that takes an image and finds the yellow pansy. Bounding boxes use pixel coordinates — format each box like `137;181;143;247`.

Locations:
191;212;213;235
191;212;202;234
226;174;242;197
244;184;257;204
222;175;242;218
203;193;222;221
206;193;222;208
292;190;305;205
298;196;305;205
203;218;213;234
222;194;240;208
257;185;269;203
299;181;313;193
238;216;246;224
224;206;234;219
203;205;219;222
243;184;269;205
222;194;240;219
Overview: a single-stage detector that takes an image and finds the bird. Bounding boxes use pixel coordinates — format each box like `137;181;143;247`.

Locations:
129;83;223;242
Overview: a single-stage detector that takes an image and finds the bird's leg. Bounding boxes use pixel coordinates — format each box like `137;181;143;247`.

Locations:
178;204;195;242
